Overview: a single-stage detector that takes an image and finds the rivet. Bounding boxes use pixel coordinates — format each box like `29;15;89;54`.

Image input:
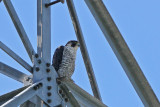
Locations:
47;86;52;90
61;94;65;98
47;99;51;103
59;90;63;94
65;98;69;102
47;92;52;96
47;77;51;81
39;83;43;87
35;54;39;58
46;68;50;73
35;67;40;72
33;86;38;90
57;80;61;85
38;59;41;64
46;63;50;67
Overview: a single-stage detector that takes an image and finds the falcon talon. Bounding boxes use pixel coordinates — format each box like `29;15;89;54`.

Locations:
45;0;65;7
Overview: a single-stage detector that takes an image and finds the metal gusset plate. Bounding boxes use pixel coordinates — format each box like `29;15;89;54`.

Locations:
32;56;62;107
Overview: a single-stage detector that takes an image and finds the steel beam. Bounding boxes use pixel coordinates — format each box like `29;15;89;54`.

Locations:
20;100;36;107
3;0;35;62
66;0;102;101
37;0;51;63
0;85;30;106
84;0;160;106
1;82;42;107
0;62;28;83
60;79;107;107
0;41;32;73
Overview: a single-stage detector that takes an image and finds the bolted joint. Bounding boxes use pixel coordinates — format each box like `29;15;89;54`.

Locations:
39;83;43;87
37;59;41;64
46;68;50;73
47;92;52;96
33;86;39;90
35;54;39;58
47;99;52;103
59;89;63;94
35;67;40;72
56;79;61;85
47;86;52;90
65;98;69;102
47;77;52;81
45;0;65;7
61;94;65;98
46;63;50;67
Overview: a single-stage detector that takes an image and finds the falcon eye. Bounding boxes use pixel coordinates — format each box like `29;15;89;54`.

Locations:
71;43;76;47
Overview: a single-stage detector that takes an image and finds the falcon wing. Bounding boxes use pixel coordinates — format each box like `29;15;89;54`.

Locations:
52;46;64;71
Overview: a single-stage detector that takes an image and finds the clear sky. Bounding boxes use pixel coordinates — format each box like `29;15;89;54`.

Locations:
0;0;160;107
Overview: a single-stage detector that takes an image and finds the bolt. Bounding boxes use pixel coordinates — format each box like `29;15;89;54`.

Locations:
47;77;51;81
47;99;51;103
45;0;64;7
35;54;39;58
47;86;52;90
46;68;50;73
35;67;40;72
61;94;65;98
65;98;69;102
39;83;43;87
47;92;52;96
37;59;41;64
59;90;63;94
33;86;38;90
46;63;50;67
56;80;61;85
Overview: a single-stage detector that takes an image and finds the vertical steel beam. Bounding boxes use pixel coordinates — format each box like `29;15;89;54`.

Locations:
3;0;35;62
37;0;51;106
84;0;160;106
66;0;102;101
37;0;51;63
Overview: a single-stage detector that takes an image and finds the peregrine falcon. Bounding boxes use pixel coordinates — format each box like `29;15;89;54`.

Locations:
52;40;80;79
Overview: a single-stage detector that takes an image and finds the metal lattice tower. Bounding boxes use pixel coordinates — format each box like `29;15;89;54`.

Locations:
0;0;160;107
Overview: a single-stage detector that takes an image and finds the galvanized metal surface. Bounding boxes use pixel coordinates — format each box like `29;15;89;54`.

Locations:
3;0;35;62
84;0;160;106
60;79;107;107
20;100;36;107
0;41;32;73
0;85;30;106
37;0;51;63
59;82;81;107
32;57;62;107
1;82;42;107
0;62;28;83
66;0;102;101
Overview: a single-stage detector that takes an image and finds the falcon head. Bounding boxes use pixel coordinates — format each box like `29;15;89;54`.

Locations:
65;40;80;50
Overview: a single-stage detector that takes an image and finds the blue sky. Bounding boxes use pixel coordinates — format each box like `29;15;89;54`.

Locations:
0;0;160;107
